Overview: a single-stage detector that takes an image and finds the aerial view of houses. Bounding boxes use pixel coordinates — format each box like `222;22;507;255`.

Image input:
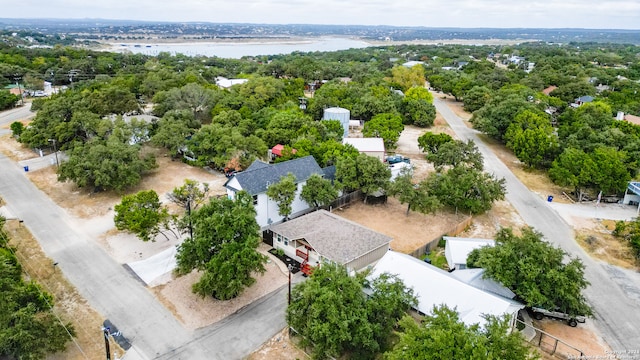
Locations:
2;12;640;360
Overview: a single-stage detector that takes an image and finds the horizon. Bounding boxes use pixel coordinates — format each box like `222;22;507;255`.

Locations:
2;17;640;32
2;0;639;30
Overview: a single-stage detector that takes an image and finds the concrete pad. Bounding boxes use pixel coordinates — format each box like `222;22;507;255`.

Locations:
126;246;177;286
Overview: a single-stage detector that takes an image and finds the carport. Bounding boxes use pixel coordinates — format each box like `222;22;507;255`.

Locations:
623;182;640;213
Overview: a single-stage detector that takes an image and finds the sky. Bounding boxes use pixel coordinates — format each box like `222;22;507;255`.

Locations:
3;0;640;30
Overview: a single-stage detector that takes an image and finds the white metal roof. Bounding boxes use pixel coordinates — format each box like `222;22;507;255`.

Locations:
368;251;523;327
444;236;495;268
449;268;516;299
342;138;385;153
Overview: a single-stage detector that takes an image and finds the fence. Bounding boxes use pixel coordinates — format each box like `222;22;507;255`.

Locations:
324;190;363;211
407;215;473;259
515;319;585;359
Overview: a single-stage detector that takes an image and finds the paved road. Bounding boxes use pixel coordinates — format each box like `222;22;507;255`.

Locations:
0;103;33;135
433;97;640;352
0;152;288;359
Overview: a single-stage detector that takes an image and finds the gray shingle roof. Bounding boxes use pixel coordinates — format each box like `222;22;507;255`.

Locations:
269;210;391;265
225;156;322;195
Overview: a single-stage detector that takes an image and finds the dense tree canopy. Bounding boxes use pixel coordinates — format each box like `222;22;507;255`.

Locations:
468;227;592;317
57;137;157;192
385;305;537;360
335;153;391;200
114;190;173;242
300;173;340;209
0;217;75;359
387;168;441;216
287;264;416;359
175;192;267;299
424;165;505;214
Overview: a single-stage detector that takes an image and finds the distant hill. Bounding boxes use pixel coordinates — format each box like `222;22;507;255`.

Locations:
1;18;639;44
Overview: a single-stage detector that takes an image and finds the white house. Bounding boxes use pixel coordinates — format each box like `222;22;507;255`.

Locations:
342;137;385;162
224;156;328;229
368;251;523;327
215;76;249;89
443;236;495;271
269;210;391;275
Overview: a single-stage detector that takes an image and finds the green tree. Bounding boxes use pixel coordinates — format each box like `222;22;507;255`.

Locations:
417;132;453;155
548;147;595;201
10;121;24;138
390;65;426;91
463;85;493;113
300;174;340;209
469;227;592;317
426;139;484;171
505;109;559;168
57;138;157;192
336;153;391;202
402;97;436;127
266;173;298;220
151;110;201;157
287;264;416;359
471;94;539;141
167;179;210;211
387;168;441;216
590;146;631;195
425;165;505;214
114;190;174;242
0;91;20;110
0;220;76;359
404;86;433;103
385;305;536;360
362;113;404;150
612;218;640;258
175;192;267;299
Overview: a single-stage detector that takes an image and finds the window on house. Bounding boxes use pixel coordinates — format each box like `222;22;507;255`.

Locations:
284;238;289;246
252;195;258;205
276;234;282;242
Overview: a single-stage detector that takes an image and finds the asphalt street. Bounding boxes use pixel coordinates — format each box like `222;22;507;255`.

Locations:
433;97;640;352
0;151;288;359
0;103;33;135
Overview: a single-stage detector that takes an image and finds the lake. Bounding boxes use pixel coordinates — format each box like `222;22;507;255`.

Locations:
106;37;371;58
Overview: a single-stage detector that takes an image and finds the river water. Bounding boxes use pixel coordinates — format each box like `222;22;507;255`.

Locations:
106;37;371;58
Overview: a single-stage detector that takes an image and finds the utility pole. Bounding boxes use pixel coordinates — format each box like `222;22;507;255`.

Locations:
102;327;111;360
13;74;23;106
186;198;193;240
48;139;59;167
288;264;293;305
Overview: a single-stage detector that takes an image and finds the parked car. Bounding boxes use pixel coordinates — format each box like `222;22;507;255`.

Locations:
531;307;586;327
386;154;410;165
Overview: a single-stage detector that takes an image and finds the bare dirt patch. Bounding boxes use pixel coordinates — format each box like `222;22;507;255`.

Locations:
335;197;469;253
245;328;309;360
576;226;639;270
534;318;612;358
152;246;287;330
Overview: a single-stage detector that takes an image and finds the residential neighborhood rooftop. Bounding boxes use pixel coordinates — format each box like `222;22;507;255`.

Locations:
342;137;385;153
368;251;523;327
224;156;322;196
444;236;495;268
269;210;391;265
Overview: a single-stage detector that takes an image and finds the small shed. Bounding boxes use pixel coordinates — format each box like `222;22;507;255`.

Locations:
342;138;385;162
444;236;495;271
270;144;297;159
